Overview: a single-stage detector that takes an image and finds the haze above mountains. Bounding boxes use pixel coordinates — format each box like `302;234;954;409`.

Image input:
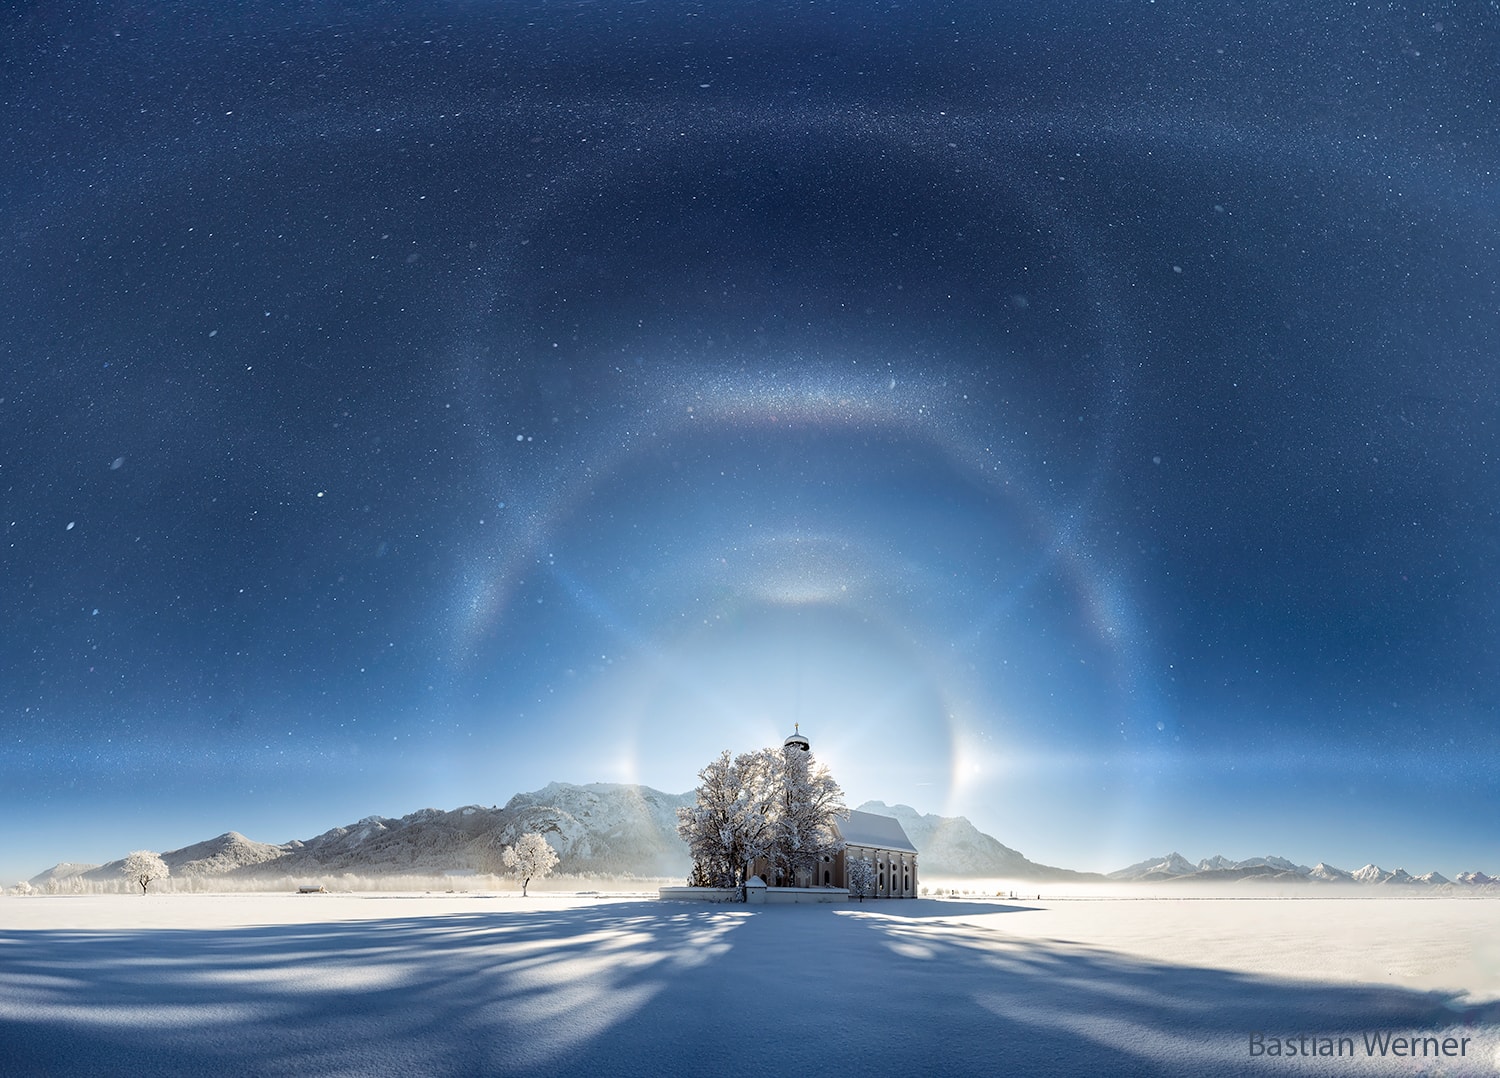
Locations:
26;783;1498;890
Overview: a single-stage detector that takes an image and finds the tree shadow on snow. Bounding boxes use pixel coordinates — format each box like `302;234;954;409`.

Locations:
0;899;1494;1077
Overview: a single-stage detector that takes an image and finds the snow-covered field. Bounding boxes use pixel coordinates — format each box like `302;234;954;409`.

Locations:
2;893;1497;1076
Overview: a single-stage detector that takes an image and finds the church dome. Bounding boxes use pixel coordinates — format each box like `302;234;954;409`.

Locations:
784;724;810;752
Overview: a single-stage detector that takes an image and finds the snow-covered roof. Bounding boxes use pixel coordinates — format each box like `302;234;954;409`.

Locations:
837;810;916;853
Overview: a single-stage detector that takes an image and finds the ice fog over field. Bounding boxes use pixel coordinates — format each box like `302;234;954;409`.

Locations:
1;893;1497;1077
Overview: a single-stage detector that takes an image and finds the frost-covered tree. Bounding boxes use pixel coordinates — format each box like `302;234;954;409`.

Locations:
846;857;876;901
502;832;559;897
677;747;781;890
122;850;170;895
680;739;847;893
766;740;847;886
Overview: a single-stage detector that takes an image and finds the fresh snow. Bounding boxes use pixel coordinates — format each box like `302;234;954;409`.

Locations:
0;894;1495;1076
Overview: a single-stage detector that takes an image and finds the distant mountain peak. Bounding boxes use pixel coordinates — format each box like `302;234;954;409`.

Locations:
164;830;286;876
1107;852;1197;880
854;801;1101;882
1109;854;1487;887
1308;862;1352;881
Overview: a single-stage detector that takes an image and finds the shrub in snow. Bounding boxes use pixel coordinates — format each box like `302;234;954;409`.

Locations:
122;850;170;895
502;832;559;897
685;861;716;888
847;857;876;902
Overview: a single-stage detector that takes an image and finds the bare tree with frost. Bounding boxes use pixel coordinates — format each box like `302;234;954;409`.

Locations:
767;739;847;886
502;832;559;897
122;850;170;895
677;748;781;891
680;739;846;894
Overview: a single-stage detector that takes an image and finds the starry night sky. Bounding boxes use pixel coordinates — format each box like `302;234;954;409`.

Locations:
4;1;1499;882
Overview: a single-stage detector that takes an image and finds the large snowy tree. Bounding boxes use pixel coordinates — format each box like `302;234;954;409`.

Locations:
678;741;846;893
121;850;170;895
502;832;559;897
676;747;780;890
767;740;847;886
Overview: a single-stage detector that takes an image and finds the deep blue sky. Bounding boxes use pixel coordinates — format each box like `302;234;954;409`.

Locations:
4;1;1499;883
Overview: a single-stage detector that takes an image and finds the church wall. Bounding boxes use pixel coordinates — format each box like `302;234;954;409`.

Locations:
839;843;918;898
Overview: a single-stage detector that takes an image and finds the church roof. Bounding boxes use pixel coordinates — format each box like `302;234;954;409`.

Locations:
837;810;917;853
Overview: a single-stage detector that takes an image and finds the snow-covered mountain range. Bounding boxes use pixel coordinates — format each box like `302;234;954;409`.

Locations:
1106;852;1489;887
32;783;697;886
28;784;1498;890
30;785;1102;887
856;801;1101;881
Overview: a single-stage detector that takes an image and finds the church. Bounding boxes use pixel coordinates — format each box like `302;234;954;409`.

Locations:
752;807;918;898
832;807;919;898
743;726;920;899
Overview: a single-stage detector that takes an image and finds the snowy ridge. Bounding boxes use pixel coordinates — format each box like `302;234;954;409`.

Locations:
855;801;1103;881
164;832;287;876
32;784;697;885
1110;854;1490;887
26;861;100;886
1308;862;1353;882
495;782;697;875
33;786;1101;885
248;785;699;879
65;832;287;884
1107;852;1199;880
30;785;1500;888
